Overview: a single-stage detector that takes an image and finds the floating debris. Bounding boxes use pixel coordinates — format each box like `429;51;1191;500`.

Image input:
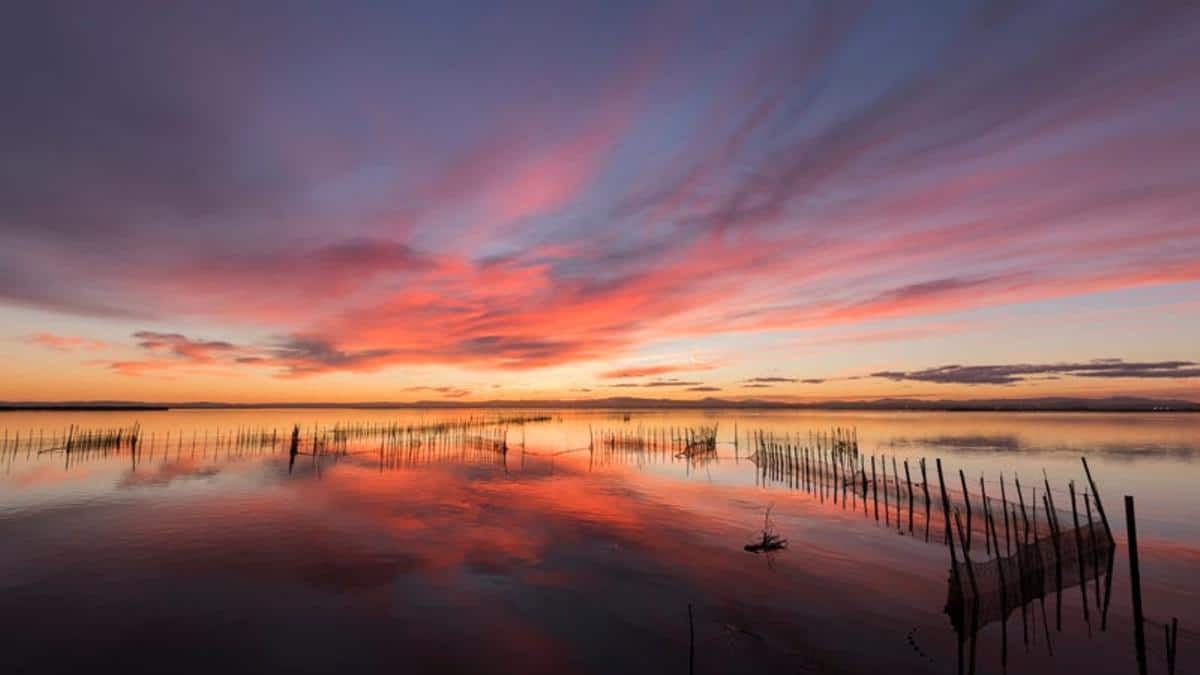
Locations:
745;505;788;554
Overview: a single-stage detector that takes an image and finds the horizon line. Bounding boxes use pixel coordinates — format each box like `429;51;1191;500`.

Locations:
2;394;1197;413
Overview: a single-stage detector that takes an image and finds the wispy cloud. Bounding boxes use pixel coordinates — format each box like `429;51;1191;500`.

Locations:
94;330;256;377
3;2;1199;395
599;363;710;379
27;332;105;352
610;378;705;388
133;331;236;364
266;337;398;376
872;360;1200;386
403;385;471;398
745;376;797;384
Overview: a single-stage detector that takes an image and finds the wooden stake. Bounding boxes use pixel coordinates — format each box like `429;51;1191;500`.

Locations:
1044;493;1063;632
986;503;1008;670
937;458;954;550
1069;482;1090;626
1126;496;1148;675
688;603;695;675
980;476;991;555
905;459;914;534
1166;617;1178;675
1082;457;1113;544
892;456;901;529
871;455;879;521
921;458;931;542
959;469;973;552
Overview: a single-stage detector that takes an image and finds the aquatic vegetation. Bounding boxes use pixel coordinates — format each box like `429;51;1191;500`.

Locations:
0;415;555;469
588;424;718;457
744;505;787;554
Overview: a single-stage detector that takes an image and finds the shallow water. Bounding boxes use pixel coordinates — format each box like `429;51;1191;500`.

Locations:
1;409;1196;674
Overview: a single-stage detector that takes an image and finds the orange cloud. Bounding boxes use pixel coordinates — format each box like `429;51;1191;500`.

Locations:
27;332;106;352
599;363;711;379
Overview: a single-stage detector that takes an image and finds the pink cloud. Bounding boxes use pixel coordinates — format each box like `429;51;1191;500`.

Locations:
599;363;710;379
27;332;106;352
7;3;1198;389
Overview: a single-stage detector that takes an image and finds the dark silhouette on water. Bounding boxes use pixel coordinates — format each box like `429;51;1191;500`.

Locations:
288;424;300;473
744;505;787;554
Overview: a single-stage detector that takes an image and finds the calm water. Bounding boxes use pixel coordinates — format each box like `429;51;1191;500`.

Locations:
1;409;1196;674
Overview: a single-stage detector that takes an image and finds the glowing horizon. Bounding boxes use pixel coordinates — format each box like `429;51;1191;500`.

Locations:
2;2;1199;403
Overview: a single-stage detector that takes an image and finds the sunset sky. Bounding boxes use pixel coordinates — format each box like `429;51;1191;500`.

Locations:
2;1;1198;403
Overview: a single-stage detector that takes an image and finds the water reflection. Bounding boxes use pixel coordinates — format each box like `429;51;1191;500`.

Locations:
0;410;1196;674
947;521;1117;673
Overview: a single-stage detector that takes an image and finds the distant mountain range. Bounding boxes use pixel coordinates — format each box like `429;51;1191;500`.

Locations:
2;396;1197;412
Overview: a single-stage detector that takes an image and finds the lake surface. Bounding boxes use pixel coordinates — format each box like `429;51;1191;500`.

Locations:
1;409;1196;674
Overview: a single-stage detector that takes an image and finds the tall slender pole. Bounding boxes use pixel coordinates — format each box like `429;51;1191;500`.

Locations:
1126;496;1147;675
938;459;961;595
688;603;695;675
1069;482;1090;625
960;469;973;552
905;459;914;534
1083;457;1113;544
1166;617;1178;675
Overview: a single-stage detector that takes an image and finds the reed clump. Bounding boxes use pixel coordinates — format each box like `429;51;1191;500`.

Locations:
27;423;142;455
2;415;554;469
744;505;787;553
589;424;717;458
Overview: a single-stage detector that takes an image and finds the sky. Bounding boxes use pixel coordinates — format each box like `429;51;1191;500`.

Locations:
2;0;1199;403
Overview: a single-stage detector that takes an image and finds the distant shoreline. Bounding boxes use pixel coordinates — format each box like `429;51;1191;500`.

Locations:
0;405;171;412
2;396;1197;413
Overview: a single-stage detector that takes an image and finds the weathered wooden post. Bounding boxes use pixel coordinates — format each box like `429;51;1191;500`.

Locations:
1126;496;1147;675
959;469;973;552
882;455;890;525
921;458;931;542
688;602;695;675
937;458;953;549
871;455;879;521
1069;482;1090;625
954;509;980;599
1082;457;1113;544
980;476;991;555
892;456;901;529
905;459;914;534
1085;492;1102;611
987;504;1008;669
1166;617;1178;675
1044;493;1063;631
861;456;869;516
999;474;1013;556
1015;475;1031;543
